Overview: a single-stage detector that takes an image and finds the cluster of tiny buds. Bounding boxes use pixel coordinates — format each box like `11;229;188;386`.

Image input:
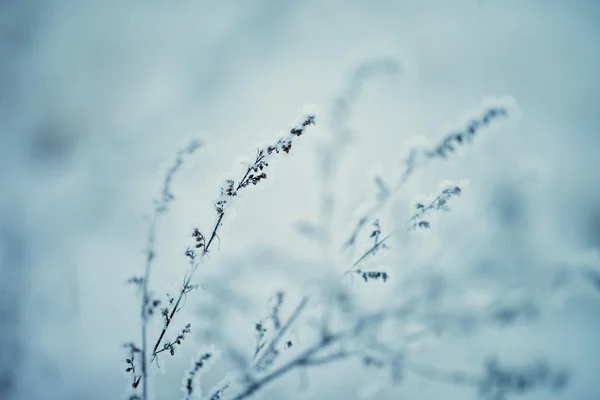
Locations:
355;270;389;283
145;298;161;317
428;107;508;159
185;228;206;261
162;323;192;356
122;343;142;389
192;228;206;250
215;112;316;215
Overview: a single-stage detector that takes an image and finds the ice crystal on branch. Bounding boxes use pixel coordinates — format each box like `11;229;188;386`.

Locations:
143;107;317;392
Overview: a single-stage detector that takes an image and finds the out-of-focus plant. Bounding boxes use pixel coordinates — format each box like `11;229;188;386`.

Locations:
120;61;584;400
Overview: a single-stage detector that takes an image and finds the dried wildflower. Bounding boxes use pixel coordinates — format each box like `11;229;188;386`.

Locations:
146;108;317;374
344;100;511;249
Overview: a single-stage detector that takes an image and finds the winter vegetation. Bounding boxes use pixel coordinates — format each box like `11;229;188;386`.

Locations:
119;58;595;400
2;2;600;400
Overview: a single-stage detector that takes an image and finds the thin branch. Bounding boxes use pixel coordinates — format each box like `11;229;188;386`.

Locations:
342;105;509;250
253;295;310;370
232;332;344;400
150;109;317;362
347;231;396;271
139;139;203;400
231;306;398;400
151;213;224;360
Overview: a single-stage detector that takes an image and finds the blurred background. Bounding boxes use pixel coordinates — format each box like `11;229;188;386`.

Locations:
1;1;600;399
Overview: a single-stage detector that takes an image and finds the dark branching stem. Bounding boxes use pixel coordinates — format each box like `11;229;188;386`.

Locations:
151;212;225;359
342;106;509;250
151;173;245;359
139;140;202;400
150;112;316;362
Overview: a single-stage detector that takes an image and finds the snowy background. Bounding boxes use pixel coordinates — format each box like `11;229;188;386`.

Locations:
1;1;600;399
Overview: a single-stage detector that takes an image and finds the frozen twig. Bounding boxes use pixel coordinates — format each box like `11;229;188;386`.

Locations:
133;139;203;400
343;102;511;250
149;107;317;364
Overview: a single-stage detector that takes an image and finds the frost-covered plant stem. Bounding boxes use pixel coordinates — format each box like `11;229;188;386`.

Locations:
136;140;203;400
150;108;317;363
243;104;511;394
343;104;510;249
151;212;222;360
